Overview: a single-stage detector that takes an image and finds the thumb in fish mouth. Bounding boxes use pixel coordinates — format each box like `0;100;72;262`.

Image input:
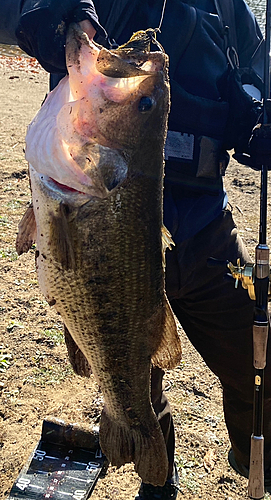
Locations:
79;20;97;41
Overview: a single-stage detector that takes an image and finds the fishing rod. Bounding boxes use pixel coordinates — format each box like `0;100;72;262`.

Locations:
247;0;271;497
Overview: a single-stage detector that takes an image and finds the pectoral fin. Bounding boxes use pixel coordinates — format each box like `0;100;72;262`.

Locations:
16;204;37;255
64;325;92;377
162;225;174;269
151;297;182;370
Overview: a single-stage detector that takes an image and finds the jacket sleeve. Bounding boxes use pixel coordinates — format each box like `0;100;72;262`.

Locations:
15;0;107;72
234;0;264;76
0;0;21;44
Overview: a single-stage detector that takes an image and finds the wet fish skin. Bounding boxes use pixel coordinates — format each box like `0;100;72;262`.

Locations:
22;25;182;486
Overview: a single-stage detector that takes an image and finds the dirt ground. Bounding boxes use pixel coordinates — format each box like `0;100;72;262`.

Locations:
0;55;271;500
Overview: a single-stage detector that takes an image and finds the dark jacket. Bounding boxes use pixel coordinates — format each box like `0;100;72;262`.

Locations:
0;0;21;44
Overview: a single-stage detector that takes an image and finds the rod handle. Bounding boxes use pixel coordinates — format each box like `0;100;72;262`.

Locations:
253;323;269;369
248;434;264;499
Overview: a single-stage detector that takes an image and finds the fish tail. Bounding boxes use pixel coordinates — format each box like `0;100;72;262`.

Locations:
99;407;168;486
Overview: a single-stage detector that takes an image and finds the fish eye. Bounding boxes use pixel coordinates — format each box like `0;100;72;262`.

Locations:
138;96;153;112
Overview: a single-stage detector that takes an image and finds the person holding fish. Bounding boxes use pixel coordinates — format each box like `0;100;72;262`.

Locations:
1;0;271;499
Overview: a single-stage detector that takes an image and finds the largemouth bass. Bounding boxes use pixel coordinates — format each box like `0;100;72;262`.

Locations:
17;25;182;486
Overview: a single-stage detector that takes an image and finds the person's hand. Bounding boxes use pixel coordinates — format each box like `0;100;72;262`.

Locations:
16;0;105;73
233;120;271;170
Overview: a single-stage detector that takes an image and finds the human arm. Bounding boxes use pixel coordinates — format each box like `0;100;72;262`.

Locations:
15;0;107;73
0;0;22;45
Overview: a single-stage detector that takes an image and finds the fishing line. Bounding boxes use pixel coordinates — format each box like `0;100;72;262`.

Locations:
149;0;168;51
156;0;168;33
107;0;168;52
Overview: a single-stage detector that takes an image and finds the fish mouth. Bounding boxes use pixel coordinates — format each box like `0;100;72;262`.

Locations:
29;166;95;202
26;24;166;198
47;177;88;195
29;140;129;199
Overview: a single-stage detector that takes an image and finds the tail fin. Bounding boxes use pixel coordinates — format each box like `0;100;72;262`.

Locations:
99;407;168;486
